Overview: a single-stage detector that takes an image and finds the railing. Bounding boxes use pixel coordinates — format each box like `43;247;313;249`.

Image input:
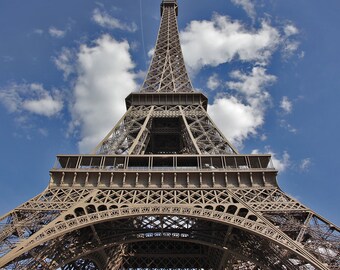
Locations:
52;154;276;172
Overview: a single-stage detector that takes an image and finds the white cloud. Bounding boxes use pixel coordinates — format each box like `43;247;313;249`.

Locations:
209;96;263;146
148;48;155;58
178;13;300;149
271;151;290;172
38;128;49;137
0;83;63;117
227;66;276;97
49;27;66;38
282;40;300;58
53;48;75;79
231;0;256;20
23;97;62;117
298;51;305;59
280;96;292;113
282;23;300;58
0;85;22;113
280;119;297;133
260;134;267;141
300;158;311;171
180;14;280;72
92;8;137;32
284;24;299;37
180;15;302;73
33;29;44;35
207;73;220;90
70;34;137;153
208;67;275;146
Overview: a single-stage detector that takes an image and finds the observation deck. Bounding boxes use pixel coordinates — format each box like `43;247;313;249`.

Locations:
50;154;278;189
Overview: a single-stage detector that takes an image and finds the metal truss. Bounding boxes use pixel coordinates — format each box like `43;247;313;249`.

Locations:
0;0;339;269
140;0;193;93
95;105;237;155
1;185;339;269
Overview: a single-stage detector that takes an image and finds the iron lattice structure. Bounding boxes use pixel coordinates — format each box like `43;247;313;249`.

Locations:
0;1;339;269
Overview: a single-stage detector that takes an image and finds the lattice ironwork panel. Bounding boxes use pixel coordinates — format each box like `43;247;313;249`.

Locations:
96;104;236;155
1;186;339;269
231;188;306;211
264;212;340;269
2;213;333;270
140;2;193;93
61;259;99;270
97;106;151;155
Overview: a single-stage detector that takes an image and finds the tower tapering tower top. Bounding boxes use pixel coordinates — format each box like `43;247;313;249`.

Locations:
93;0;238;155
140;0;193;93
161;0;178;16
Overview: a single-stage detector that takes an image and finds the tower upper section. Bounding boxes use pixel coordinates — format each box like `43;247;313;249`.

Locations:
140;0;194;93
94;0;238;156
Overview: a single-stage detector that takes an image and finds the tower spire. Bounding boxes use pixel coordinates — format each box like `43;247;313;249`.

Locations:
93;0;237;155
140;0;193;93
161;0;178;16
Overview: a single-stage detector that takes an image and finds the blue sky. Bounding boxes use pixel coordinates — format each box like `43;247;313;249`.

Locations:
0;0;339;225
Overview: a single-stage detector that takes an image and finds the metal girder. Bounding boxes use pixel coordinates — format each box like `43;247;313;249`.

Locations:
1;185;339;269
0;0;339;269
95;105;237;155
141;2;192;93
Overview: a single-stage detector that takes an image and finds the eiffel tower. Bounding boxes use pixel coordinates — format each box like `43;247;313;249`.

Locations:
0;0;339;269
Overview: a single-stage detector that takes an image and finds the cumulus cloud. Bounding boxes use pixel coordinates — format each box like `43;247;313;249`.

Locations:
180;13;300;149
231;0;256;20
300;158;311;171
180;15;302;73
271;151;290;172
209;67;275;146
207;73;220;90
0;83;63;117
70;34;137;153
49;27;66;38
281;23;300;58
284;24;299;36
227;66;276;97
92;8;137;32
280;96;292;113
23;97;62;116
260;134;267;141
298;51;305;59
53;47;75;79
180;14;280;72
282;40;300;58
209;96;263;146
280;119;297;133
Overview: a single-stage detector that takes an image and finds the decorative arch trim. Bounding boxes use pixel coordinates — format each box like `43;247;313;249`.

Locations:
1;205;326;269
